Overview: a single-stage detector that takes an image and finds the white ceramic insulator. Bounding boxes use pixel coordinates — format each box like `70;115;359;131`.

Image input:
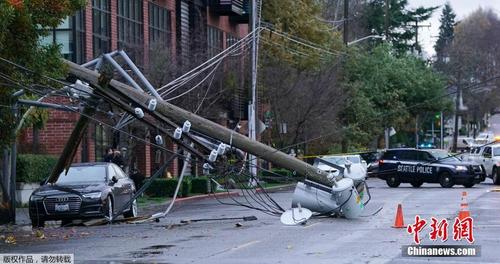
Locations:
182;120;191;133
173;127;182;139
134;108;144;118
148;99;157;111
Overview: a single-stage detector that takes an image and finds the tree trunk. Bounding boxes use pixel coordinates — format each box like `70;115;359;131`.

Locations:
0;148;12;224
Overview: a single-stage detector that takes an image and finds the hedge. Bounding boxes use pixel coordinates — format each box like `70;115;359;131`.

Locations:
145;178;191;198
16;154;58;183
191;177;210;194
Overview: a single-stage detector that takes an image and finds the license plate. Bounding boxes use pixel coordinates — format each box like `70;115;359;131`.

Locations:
55;203;70;212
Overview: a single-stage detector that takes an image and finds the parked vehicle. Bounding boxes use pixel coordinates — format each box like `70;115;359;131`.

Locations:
29;162;137;228
461;144;500;184
377;148;485;188
446;136;475;153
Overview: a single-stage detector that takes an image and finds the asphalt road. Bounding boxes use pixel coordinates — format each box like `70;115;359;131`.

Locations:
2;178;500;264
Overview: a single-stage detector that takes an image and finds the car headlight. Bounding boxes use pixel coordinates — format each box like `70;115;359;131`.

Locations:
82;192;102;199
30;195;43;202
455;165;469;171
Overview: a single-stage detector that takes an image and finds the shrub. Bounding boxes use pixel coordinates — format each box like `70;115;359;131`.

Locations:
180;178;191;197
191;177;210;194
16;154;58;183
146;178;191;198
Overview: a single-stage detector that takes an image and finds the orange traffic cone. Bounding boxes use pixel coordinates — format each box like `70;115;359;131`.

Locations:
458;191;471;220
393;204;405;228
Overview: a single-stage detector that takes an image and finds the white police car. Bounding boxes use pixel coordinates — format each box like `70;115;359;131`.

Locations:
377;148;485;188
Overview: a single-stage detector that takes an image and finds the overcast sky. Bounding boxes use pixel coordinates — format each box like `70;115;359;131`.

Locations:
408;0;500;57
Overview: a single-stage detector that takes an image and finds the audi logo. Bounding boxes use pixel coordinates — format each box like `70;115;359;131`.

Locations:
56;197;69;202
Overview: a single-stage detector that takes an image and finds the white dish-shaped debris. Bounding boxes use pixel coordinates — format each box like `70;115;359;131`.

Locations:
280;207;312;225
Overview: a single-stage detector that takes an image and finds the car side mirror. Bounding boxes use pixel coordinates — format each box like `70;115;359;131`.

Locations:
111;176;118;184
462;139;468;145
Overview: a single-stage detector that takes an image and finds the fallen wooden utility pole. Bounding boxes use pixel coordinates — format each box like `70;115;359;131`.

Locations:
65;60;333;187
46;74;109;183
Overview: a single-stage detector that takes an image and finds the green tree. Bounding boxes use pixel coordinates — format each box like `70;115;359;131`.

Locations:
341;45;449;148
0;0;85;224
364;0;437;54
434;2;455;73
261;0;344;68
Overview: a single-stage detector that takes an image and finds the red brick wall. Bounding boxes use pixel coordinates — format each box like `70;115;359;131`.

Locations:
21;97;82;162
110;0;118;51
85;1;93;61
207;8;249;39
142;0;150;65
136;141;152;177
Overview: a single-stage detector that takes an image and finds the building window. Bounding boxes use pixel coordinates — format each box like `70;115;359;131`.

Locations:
95;124;111;162
92;0;111;57
118;0;144;62
148;2;171;48
179;0;190;60
226;34;239;48
74;10;86;63
207;26;223;58
40;10;86;64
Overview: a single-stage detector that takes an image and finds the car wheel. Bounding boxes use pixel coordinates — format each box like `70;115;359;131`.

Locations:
123;198;138;218
439;172;454;188
31;218;45;228
493;167;500;185
411;181;424;188
104;196;114;221
386;174;400;188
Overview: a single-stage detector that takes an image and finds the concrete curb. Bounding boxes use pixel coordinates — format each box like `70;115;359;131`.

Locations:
139;191;240;210
255;183;297;193
174;191;240;205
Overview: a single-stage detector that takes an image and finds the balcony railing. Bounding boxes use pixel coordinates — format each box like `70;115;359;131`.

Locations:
208;0;245;16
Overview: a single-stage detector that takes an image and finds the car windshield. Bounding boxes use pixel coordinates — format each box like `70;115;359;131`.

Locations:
322;156;360;165
56;166;107;184
427;150;460;162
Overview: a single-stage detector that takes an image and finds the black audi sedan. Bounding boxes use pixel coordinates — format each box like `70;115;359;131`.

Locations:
29;162;137;227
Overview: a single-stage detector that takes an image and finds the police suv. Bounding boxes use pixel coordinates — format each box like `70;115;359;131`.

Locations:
377;148;485;188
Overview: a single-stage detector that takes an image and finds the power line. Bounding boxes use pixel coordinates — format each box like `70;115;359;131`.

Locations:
0;71;192;160
157;29;261;93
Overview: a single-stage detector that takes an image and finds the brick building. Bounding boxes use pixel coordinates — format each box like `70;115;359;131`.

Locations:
20;0;249;177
